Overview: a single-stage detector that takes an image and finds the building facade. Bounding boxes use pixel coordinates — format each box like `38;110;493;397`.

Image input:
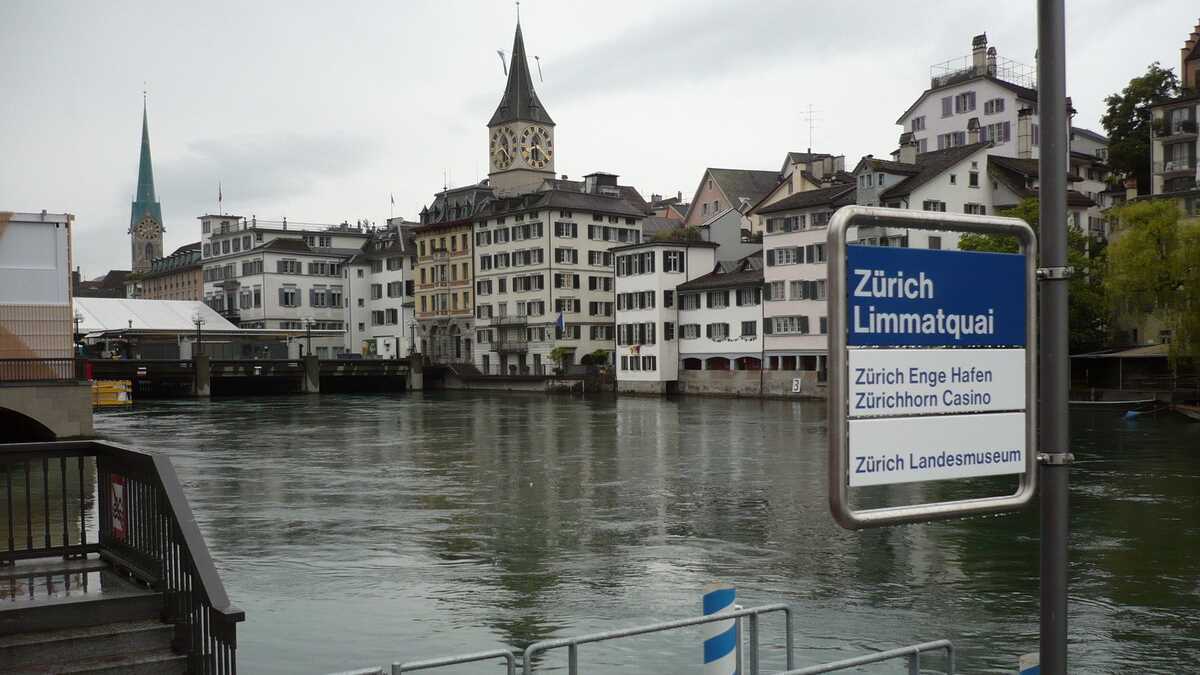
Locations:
1150;19;1200;198
676;257;765;372
199;215;369;357
413;219;474;363
346;219;418;358
0;212;74;361
137;242;202;301
613;241;718;392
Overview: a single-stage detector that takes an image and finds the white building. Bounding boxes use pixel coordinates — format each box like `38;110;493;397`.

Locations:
472;174;644;375
753;184;857;378
0;211;74;360
199;214;370;357
676;256;765;373
346;219;419;358
612;241;718;393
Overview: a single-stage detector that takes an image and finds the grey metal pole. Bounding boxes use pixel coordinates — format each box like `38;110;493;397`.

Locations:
1037;1;1070;674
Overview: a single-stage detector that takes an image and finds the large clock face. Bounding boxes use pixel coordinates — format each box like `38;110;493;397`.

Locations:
135;216;158;239
490;128;515;170
520;126;553;169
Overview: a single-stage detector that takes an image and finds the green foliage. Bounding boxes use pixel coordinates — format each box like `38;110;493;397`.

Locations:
548;346;573;366
651;225;703;242
1107;200;1200;358
958;198;1109;352
1100;63;1180;194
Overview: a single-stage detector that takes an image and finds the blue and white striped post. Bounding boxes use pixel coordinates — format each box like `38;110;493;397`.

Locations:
702;582;737;675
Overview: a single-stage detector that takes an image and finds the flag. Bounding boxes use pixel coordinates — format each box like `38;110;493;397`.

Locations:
555;312;565;331
390;193;395;205
218;182;223;204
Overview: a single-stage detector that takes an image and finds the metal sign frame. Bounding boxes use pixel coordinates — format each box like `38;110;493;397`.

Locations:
827;205;1038;529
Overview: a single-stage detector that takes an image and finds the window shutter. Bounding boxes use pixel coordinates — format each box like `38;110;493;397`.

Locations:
763;319;773;335
705;324;712;339
279;288;287;306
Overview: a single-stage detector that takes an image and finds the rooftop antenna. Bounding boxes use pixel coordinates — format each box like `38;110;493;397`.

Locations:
534;55;543;83
497;50;508;76
799;103;822;156
515;0;520;24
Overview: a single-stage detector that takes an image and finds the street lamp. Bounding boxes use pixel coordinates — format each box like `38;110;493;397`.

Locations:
192;312;206;358
73;310;83;338
303;316;315;358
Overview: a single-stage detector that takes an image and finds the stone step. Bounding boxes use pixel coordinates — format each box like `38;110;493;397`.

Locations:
7;648;188;674
0;619;173;669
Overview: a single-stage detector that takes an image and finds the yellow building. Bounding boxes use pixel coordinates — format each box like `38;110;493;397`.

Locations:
413;218;473;362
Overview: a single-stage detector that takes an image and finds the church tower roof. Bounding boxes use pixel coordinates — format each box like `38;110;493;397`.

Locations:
488;24;554;127
131;98;162;226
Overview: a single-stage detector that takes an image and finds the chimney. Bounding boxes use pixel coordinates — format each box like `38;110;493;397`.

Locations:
651;193;662;203
811;161;825;179
1017;108;1034;159
1124;177;1139;201
967;118;981;144
561;174;568;181
972;33;988;73
677;191;682;201
898;132;918;164
986;46;997;75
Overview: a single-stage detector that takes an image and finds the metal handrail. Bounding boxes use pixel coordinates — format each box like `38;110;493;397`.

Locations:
0;358;85;384
0;440;243;673
779;639;955;674
523;603;793;675
328;649;516;675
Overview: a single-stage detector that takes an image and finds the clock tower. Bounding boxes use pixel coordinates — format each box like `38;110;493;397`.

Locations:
488;23;555;196
129;99;163;273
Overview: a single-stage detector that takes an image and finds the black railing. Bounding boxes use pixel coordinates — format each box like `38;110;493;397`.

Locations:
0;358;86;384
0;441;243;674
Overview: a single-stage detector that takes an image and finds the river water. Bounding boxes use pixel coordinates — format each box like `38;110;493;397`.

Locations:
93;393;1200;674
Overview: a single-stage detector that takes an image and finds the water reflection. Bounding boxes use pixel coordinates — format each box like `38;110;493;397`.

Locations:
93;394;1200;674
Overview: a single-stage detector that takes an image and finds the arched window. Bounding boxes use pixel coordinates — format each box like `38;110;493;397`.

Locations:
145;243;154;260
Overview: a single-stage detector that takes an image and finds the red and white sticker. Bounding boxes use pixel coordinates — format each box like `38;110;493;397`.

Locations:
111;474;127;542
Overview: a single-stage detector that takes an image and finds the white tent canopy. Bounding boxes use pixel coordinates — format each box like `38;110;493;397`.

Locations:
73;298;235;334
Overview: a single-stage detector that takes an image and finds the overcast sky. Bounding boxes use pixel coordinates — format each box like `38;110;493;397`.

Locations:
3;1;1195;277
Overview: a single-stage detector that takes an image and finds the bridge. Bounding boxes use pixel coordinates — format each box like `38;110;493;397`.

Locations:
0;359;93;442
85;356;414;398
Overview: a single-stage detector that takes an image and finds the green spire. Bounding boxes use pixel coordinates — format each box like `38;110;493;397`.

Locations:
130;97;162;226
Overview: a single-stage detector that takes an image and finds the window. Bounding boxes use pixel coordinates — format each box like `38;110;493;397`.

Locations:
969;171;980;188
741;320;757;337
663;290;674;308
279;286;300;307
950;174;957;185
912;116;926;131
771;316;810;335
954;91;976;113
706;291;729;309
554;247;578;264
766;281;785;301
680;293;701;310
980;121;1012;144
922;200;947;212
769;247;799;266
705;323;730;340
370;284;383;300
663;250;685;272
387;281;403;297
277;259;301;275
928;236;943;250
641;356;657;372
984;98;1005;115
680;324;701;339
964;203;987;215
735;288;759;306
554;221;578;238
664;322;675;341
941;96;952;117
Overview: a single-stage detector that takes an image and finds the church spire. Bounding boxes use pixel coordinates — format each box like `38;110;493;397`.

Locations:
488;24;554;127
130;95;162;232
136;96;157;204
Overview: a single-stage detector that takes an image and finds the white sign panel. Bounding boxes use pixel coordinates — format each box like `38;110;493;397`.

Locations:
848;348;1025;418
848;412;1025;487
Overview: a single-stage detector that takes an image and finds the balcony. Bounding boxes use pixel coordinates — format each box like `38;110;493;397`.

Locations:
493;315;528;327
1154;158;1199;175
1155;118;1198;138
431;248;450;260
496;339;529;353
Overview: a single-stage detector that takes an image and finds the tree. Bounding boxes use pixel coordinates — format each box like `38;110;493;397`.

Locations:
651;225;703;242
1106;200;1200;359
548;346;574;373
1100;63;1180;194
958;198;1109;353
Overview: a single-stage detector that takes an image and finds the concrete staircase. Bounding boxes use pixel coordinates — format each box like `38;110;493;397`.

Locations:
0;558;185;674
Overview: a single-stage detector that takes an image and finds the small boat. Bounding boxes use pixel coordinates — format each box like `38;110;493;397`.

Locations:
1171;403;1200;422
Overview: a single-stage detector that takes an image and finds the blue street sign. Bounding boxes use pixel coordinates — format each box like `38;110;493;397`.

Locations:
846;245;1026;347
